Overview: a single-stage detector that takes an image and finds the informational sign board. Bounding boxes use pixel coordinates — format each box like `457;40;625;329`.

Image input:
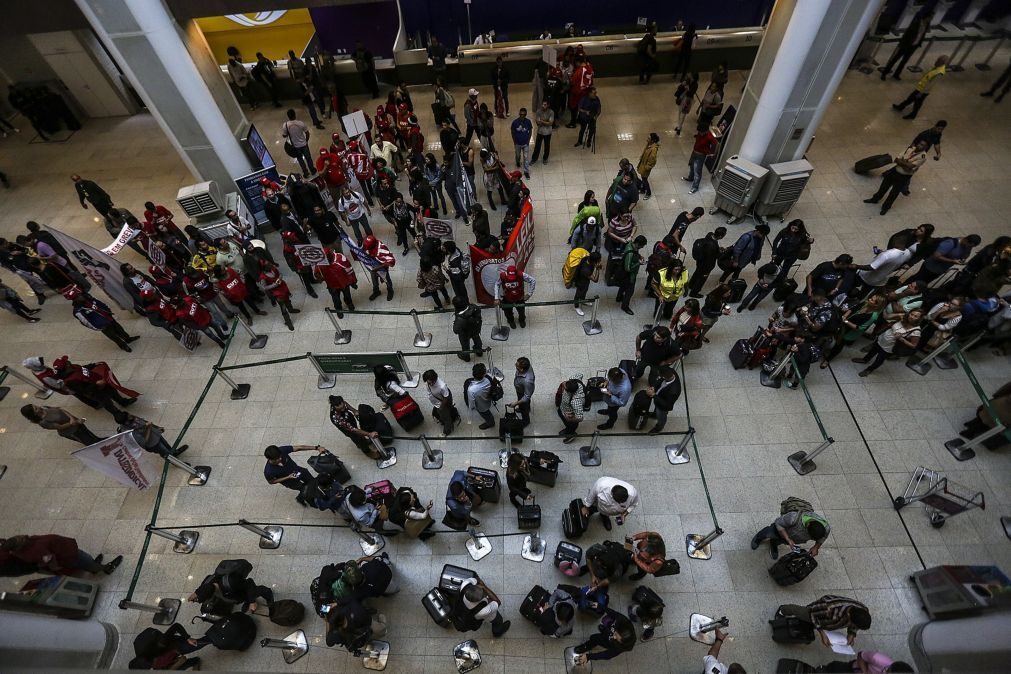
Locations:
101;225;140;256
342;110;369;138
235;166;281;224
542;45;557;66
309;352;405;375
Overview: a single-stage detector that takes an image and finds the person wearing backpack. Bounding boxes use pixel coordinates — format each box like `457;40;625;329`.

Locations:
616;235;647;316
263;443;327;507
750;497;831;560
442;240;471;303
187;559;273;614
466;363;498;430
452;295;484;361
718;225;770;283
556;378;585;443
569;215;602;252
687;227;727;298
573;251;603;317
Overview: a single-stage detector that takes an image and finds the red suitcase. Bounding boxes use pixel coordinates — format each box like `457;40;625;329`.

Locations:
389;393;424;431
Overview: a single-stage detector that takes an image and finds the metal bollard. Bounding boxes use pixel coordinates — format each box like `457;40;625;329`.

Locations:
934;333;984;370
689;614;730;644
325;308;352;345
0;368;8;402
164;454;211;486
944;423;1008;462
370;435;398;469
906;335;957;375
685;527;723;560
236;317;268;349
666;427;694;465
146;524;199;554
522;530;545;562
420;434;444;470
260;630;308;664
759;354;792;389
787;437;835;475
396;351;420;388
581;297;603;336
907;36;934;72
238;518;283;549
466;527;492;561
352;521;386;555
490;303;510;341
2;366;53;400
976;34;1006;70
410;309;432;348
118;598;182;625
498;432;514;469
215;368;250;400
579;431;603;467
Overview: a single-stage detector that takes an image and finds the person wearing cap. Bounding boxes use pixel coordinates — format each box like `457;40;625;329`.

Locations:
510;108;533;178
494;265;535;329
684;124;722;194
22;357;71;395
463;88;481;145
360;235;395;302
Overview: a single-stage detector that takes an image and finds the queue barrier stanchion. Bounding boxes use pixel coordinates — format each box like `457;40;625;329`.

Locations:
214;367;250;400
371;435;398;469
362;641;392;671
0;367;8;401
466;526;493;561
933;333;984;370
410;309;432;348
164;454;211;486
260;630;309;664
118;598;182;625
945;34;971;72
906;334;959;375
907;35;935;72
236;317;268;349
351;521;386;555
420;434;444;470
975;33;1006;70
943;350;1011;461
785;356;836;475
0;365;53;400
238;518;283;549
759;353;792;388
581;297;603;336
689;615;730;644
578;430;603;467
498;431;515;468
325;308;352;345
685;527;724;561
146;524;199;553
521;530;546;563
396;350;420;388
666;427;694;465
490;303;510;341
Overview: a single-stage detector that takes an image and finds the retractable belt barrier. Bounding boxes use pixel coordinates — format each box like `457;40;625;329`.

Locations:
784;355;836;476
0;364;54;401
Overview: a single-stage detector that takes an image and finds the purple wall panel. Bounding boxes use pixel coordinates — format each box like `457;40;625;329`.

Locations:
310;2;400;58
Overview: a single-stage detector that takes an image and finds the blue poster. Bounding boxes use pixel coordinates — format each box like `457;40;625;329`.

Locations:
234;166;281;225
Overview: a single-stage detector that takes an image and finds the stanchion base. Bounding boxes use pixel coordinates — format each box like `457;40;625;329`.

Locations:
581;320;603;336
248;335;269;350
934;353;957;370
274;630;308;664
153;598;181;625
579;446;602;467
173;530;200;554
401;374;420;389
454;640;482;673
414;333;433;348
521;535;545;562
1002;516;1011;539
490;326;510;341
975;63;992;71
788;451;817;475
759;370;783;388
360;534;386;556
498;447;512;469
943;438;976;462
258;525;283;549
34;388;53;400
466;533;493;561
422;449;444;470
334;329;352;345
686;534;713;560
0;386;9;401
317;374;336;389
230;383;251;400
564;646;592;674
947;64;965;72
363;640;390;671
187;466;211;487
376;447;398;469
689;613;719;644
905;357;932;376
666;444;691;465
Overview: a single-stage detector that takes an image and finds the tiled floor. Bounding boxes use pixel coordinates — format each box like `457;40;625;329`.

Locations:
1;52;1009;673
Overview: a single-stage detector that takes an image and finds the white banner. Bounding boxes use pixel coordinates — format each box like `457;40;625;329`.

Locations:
71;431;157;490
45;226;134;310
101;224;141;256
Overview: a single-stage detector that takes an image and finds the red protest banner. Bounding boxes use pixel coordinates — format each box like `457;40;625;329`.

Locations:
468;200;535;304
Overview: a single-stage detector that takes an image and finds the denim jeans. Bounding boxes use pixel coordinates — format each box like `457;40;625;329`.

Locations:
514;143;530;173
687;152;706;190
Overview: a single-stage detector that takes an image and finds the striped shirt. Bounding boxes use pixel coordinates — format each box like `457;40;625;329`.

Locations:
807;595;869;635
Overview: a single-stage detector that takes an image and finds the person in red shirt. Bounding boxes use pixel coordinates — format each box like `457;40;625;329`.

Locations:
683;125;722;194
375;105;397;144
566;55;595;127
214;266;267;323
315;246;358;316
182;267;234;323
1;534;122;576
143;201;182;240
329;132;347;156
172;295;228;347
140;288;182;338
405;115;425;163
315;148;347;203
345;140;375;205
359;235;396;302
280;230;320;298
258;260;299;330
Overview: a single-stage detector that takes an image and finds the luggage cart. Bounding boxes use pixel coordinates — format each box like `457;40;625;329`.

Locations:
893;466;985;528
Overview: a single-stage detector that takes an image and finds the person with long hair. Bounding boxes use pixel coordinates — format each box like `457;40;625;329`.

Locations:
670;298;703;350
674;72;698;136
700;283;732;342
373;364;406;407
852;309;923;376
506;452;531;508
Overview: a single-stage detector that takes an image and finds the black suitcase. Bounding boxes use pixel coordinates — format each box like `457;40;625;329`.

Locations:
423;587;452;627
768;550;818;586
729;338;754;370
729;278;748;303
769;606;815;644
528;450;561;487
562;498;589;539
518;499;542;529
776;658;817;674
520;584;550;623
604;255;624;287
628;389;652;430
308;451;352;484
772;278;798;302
554;541;582;575
854;153;892;174
203;612;257;651
619;358;639;383
499;411;524;443
586;375;607;402
632;585;665;609
439;564;477;597
466;466;501;503
442;510;468;531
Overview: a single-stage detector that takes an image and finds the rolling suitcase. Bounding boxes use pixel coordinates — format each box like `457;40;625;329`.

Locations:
769;605;816;644
518;498;542;529
389;393;424;431
632;585;665;609
307;450;351;484
768;550;818;586
498;410;524;443
586;373;607;403
364;480;396;507
466;467;501;503
562;498;589;539
423;587;451;627
554;541;582;576
619;358;639;383
439;564;477;597
628;389;652;430
854;153;892;174
773;263;801;302
520;585;550;623
729;278;748;303
604;255;624;287
203;612;257;651
776;659;817;674
358;404;394;444
729;328;765;370
527;450;561;487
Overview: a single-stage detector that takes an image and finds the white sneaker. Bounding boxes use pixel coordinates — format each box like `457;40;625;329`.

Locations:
575;306;585;316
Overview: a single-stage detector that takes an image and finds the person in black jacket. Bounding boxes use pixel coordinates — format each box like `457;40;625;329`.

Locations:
572;609;637;664
187;566;273;614
879;11;930;81
644;365;680;435
326;595;377;651
719;225;770;283
71;174;113;224
686;227;726;297
490;57;511;116
452;295;484;361
771;219;813;284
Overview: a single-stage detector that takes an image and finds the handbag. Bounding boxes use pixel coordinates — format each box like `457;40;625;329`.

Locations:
797;241;812;260
404;513;434;538
652;558;680;577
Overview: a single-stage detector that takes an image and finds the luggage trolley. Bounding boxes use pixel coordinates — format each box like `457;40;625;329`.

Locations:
893;466;985;528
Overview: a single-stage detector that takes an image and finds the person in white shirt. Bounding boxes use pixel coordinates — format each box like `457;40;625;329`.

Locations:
281;109;314;176
581;476;639;531
856;242;912;292
227;58;257;110
336;185;373;244
224;209;254;242
422;369;459;436
457;576;510;636
703;628;746;674
852;308;923;377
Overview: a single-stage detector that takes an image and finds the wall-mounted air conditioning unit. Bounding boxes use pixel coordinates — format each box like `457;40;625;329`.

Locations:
755;159;814;220
176;181;224;218
711;156;768;224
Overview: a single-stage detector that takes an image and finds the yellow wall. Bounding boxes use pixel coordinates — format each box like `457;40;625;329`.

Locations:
195;10;316;64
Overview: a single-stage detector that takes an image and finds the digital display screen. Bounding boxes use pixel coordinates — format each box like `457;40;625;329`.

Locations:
245;124;275;170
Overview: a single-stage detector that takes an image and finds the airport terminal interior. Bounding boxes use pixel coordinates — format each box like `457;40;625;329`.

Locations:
0;0;1009;671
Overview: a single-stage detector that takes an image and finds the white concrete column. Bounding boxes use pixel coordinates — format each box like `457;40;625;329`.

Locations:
73;0;252;188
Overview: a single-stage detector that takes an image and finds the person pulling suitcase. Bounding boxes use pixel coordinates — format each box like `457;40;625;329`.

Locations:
750;496;830;560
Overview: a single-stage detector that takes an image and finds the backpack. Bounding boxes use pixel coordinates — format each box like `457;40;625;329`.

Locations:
691;237;709;261
569;220;600;251
562;248;590;288
780;497;814;515
214;559;253;593
487;375;504;402
269;599;305;626
202;612;257;651
444;90;455;109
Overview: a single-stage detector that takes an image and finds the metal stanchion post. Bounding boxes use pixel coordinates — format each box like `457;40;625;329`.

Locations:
760;354;792;388
787;437;835;475
370;435;398;469
0;367;9;401
522;530;545;562
498;432;514;468
579;431;602;467
215;368;250;400
260;631;309;664
397;351;420;388
685;527;723;560
118;598;182;625
689;615;730;644
934;333;983;370
2;366;53;399
666;427;694;465
146;524;199;553
490;303;510;341
946;35;969;72
325;308;352;345
352;522;386;555
975;34;1005;70
581;297;603;336
906;335;957;375
236;317;268;349
164;454;211;486
944;423;1007;462
238;518;283;549
466;527;492;561
410;309;432;348
362;640;391;671
907;36;934;72
454;640;481;674
420;434;444;470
